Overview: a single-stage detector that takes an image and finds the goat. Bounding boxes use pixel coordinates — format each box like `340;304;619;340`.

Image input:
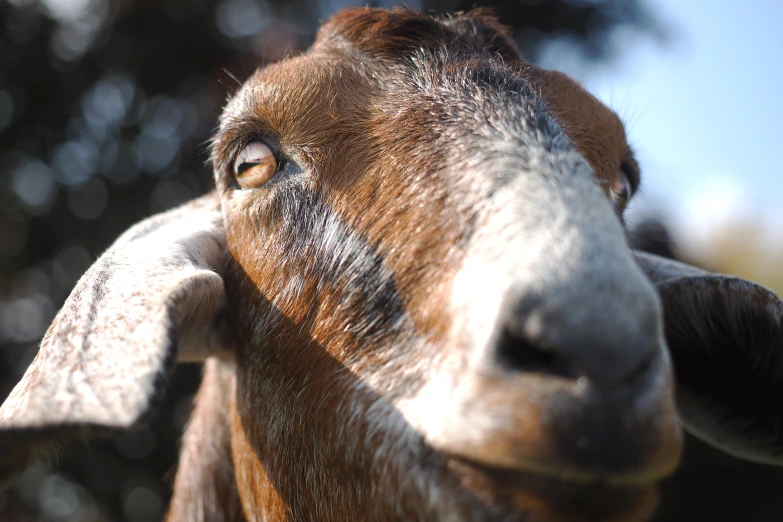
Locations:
2;8;783;522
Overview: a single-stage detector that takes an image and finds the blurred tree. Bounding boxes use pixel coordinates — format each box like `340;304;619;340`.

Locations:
689;220;783;297
0;0;670;520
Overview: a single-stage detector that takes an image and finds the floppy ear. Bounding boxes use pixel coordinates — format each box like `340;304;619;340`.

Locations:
634;251;783;465
0;192;229;484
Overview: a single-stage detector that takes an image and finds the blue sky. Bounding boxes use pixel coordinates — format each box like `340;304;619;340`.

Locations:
538;0;783;241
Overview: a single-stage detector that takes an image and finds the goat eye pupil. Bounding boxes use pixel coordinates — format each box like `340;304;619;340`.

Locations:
237;162;256;175
618;180;630;201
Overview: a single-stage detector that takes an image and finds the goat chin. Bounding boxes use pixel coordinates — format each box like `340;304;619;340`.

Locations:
448;457;659;522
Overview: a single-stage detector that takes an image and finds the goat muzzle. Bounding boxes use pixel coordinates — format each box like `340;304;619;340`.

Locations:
399;163;684;516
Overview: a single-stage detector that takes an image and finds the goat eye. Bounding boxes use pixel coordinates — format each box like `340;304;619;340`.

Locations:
233;140;278;189
617;174;631;201
613;173;633;212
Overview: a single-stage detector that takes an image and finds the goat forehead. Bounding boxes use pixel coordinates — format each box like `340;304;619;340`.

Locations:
220;56;373;150
232;43;533;116
234;54;549;149
219;53;562;195
221;13;627;193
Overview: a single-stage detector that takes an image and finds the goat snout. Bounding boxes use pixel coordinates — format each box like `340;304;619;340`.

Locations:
495;280;660;388
401;165;683;500
429;282;681;478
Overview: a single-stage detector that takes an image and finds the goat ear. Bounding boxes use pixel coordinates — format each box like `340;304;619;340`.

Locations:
0;192;229;484
634;251;783;465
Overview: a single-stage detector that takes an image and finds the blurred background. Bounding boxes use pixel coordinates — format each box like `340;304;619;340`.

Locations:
0;0;781;520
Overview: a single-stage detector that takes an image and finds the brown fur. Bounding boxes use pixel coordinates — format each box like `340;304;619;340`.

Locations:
168;358;245;522
317;7;636;193
527;67;635;190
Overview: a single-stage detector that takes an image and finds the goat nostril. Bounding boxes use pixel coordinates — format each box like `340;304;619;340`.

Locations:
496;328;576;379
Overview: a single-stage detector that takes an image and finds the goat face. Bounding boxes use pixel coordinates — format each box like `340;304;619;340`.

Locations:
211;9;678;521
3;8;783;522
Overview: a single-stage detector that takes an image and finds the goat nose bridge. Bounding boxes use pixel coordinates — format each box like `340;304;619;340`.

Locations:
496;273;662;387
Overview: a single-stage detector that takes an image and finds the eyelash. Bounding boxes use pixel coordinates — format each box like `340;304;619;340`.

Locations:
619;159;639;196
275;155;287;173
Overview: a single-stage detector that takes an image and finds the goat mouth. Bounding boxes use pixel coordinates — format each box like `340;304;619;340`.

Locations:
446;456;660;522
445;447;674;488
